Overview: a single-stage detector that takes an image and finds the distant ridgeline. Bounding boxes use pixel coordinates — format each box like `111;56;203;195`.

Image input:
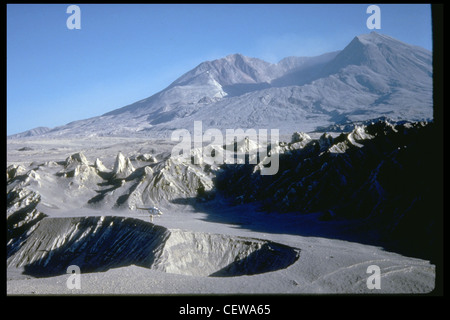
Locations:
9;32;432;138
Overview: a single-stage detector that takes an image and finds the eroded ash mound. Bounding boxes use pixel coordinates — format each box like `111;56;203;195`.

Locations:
7;216;299;278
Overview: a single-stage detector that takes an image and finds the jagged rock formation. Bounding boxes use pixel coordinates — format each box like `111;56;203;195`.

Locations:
6;165;47;260
94;158;108;172
57;152;103;187
6;148;217;214
133;153;157;163
126;156;214;206
213;119;440;261
112;152;135;180
64;152;89;167
7;164;27;181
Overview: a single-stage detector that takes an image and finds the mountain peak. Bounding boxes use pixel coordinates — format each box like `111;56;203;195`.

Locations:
321;31;432;77
224;53;247;61
175;52;275;88
11;32;433;138
356;31;387;41
355;31;410;48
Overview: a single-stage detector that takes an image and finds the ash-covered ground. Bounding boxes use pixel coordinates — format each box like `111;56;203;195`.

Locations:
7;120;439;294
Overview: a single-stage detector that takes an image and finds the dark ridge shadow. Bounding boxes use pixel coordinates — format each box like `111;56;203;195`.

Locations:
172;193;386;250
170;121;441;264
87;182;122;204
96;170;113;180
124;166;149;181
209;242;300;277
18;216;300;279
21;217;167;278
88;167;150;205
7;208;47;259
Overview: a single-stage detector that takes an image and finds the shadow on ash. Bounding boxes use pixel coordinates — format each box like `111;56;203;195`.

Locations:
7;215;300;278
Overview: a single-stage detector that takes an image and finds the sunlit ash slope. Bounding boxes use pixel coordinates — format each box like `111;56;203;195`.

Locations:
10;32;432;138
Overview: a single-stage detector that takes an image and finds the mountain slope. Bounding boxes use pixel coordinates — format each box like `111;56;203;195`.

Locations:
10;32;433;138
9;127;51;139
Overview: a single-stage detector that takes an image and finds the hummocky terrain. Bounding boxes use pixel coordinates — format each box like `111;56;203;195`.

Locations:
7;32;439;294
6;120;439;294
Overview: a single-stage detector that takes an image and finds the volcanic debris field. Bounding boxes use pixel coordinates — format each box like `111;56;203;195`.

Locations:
6;119;439;294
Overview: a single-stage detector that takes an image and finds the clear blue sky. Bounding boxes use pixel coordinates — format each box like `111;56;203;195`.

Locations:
7;4;433;135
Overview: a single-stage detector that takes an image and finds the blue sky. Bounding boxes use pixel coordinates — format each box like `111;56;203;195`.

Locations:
7;4;433;135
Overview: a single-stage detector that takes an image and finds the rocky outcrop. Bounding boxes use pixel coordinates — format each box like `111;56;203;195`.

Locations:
94;158;108;172
112;152;135;180
213;120;440;261
122;156;215;208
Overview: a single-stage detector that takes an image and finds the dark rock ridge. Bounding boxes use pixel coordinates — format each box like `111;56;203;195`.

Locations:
213;119;441;262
